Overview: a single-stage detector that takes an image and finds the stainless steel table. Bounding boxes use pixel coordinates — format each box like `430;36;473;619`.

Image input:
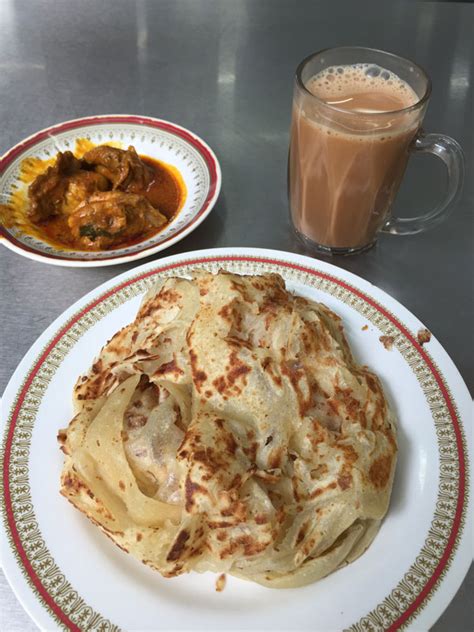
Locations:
0;1;472;630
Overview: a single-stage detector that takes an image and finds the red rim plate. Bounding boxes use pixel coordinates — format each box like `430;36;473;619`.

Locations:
1;254;467;631
0;115;221;264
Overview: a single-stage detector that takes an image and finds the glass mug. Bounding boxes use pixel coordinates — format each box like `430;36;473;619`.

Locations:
288;47;464;255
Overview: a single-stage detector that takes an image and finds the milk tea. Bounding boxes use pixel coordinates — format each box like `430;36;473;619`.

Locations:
289;64;420;250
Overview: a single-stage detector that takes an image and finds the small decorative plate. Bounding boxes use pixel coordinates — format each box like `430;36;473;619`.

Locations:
0;115;221;267
0;248;471;631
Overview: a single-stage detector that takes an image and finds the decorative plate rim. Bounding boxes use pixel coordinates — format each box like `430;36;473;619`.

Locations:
0;247;471;632
0;115;222;267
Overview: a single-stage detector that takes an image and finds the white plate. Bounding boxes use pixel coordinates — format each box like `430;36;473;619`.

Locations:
0;248;471;631
0;115;221;266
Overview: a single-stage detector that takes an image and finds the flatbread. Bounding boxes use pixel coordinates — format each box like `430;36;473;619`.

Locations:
59;271;397;587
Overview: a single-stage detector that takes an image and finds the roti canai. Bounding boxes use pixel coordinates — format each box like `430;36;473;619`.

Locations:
59;271;397;588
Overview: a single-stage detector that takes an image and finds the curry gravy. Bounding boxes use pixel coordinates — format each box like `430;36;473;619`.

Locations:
140;156;185;220
6;148;186;251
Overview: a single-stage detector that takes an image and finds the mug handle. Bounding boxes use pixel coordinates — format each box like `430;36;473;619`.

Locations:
382;132;464;235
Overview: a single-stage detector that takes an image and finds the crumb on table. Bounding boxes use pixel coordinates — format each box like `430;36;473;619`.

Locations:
379;335;394;351
361;324;368;331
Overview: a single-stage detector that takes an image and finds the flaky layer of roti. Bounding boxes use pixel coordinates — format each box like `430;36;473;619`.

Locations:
59;271;397;587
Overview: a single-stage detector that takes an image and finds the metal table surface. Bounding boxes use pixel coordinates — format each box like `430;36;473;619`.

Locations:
0;1;472;630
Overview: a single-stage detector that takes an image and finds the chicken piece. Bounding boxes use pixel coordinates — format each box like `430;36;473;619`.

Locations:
62;171;110;214
28;152;109;222
67;191;166;250
28;151;83;222
83;145;153;193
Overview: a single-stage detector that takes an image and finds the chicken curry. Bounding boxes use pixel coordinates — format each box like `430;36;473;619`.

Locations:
23;145;184;251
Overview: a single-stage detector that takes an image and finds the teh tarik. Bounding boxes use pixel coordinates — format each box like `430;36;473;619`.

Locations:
289;64;420;250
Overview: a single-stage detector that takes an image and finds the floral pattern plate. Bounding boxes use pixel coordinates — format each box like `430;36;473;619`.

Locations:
0;115;221;266
0;248;471;631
